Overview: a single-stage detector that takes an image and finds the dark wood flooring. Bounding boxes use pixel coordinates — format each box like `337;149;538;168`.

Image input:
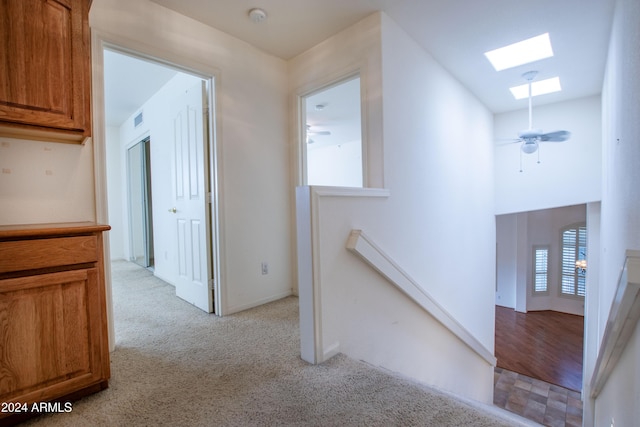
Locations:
495;306;584;392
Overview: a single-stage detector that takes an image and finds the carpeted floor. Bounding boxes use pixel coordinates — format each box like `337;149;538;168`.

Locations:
23;261;536;426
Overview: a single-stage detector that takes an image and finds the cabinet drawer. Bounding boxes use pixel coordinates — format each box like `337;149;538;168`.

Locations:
0;236;98;274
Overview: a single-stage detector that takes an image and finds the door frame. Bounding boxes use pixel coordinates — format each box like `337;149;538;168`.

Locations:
91;31;224;351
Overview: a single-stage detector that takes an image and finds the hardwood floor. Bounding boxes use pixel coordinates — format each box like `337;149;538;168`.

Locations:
495;306;584;392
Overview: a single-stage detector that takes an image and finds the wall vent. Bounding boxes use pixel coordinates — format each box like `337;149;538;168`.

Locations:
134;111;143;127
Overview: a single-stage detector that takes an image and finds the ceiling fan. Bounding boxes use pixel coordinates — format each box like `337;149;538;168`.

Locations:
501;71;571;170
306;124;331;144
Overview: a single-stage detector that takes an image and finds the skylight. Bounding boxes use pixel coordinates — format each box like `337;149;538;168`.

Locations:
484;33;554;71
509;77;562;99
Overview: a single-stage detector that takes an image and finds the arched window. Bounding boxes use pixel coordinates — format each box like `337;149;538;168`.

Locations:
560;223;587;297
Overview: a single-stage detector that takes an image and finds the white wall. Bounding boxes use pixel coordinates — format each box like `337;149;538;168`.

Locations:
495;96;602;215
495;214;517;308
584;0;640;424
91;0;292;315
307;139;362;187
294;13;497;403
496;205;586;316
0;138;96;224
380;13;495;352
105;125;125;260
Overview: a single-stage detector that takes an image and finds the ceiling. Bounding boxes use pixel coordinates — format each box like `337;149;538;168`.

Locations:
148;0;615;113
103;0;616;127
103;49;178;127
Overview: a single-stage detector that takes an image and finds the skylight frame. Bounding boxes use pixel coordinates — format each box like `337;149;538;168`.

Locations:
484;33;554;71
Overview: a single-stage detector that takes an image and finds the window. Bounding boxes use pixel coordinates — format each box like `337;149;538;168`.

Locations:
484;33;554;71
533;246;549;293
509;77;562;99
561;224;587;297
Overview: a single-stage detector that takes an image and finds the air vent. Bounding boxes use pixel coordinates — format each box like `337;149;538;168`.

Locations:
134;111;143;127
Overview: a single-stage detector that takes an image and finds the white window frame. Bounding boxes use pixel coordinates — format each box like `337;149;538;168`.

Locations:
560;223;587;298
533;245;549;294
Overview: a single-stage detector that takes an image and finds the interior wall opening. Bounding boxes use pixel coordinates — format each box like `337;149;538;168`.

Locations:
302;75;363;187
494;204;589;393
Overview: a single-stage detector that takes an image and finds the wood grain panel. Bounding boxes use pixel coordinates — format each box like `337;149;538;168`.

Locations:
0;1;72;123
0;236;98;274
0;270;92;400
0;0;71;115
0;0;91;141
0;222;110;239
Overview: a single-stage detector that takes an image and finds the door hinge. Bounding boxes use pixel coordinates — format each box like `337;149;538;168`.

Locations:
206;192;212;203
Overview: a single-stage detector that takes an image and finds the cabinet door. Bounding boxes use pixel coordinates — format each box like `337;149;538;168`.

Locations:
0;268;108;405
0;0;91;140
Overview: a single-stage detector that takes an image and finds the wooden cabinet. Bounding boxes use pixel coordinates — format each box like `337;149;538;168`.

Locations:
0;223;110;425
0;0;92;144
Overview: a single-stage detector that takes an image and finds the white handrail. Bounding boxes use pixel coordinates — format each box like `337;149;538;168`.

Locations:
590;250;640;398
346;229;497;366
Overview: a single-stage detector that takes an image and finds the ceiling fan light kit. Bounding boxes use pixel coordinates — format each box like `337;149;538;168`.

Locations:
521;141;539;154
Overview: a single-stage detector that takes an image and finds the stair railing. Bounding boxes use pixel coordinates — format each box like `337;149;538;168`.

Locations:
590;250;640;398
346;229;496;366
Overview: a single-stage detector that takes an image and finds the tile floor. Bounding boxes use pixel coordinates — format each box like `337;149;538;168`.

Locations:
494;367;583;427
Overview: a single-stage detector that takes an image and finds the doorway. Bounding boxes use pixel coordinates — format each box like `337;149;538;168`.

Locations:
103;47;220;315
494;205;588;389
127;137;153;269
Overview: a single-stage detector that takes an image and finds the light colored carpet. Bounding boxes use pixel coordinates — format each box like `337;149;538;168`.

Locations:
24;260;536;426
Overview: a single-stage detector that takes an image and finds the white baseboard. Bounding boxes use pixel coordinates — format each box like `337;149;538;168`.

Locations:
225;290;294;315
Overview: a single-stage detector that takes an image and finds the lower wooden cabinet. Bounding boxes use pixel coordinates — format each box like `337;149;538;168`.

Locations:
0;223;110;425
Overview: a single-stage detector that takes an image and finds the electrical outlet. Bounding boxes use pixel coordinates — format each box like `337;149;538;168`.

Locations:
261;262;269;275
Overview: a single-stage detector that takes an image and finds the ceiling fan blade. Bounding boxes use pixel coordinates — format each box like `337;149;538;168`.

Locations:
308;130;331;136
518;129;544;139
496;138;522;146
540;130;571;142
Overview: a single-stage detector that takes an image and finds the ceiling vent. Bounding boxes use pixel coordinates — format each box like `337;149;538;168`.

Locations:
134;111;143;128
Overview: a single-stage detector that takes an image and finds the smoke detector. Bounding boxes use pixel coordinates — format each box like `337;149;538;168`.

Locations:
248;8;267;23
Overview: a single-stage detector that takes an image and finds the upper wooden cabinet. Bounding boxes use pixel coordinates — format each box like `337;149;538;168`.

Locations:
0;0;91;143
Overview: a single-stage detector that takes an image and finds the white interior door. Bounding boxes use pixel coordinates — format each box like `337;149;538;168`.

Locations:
170;81;213;313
